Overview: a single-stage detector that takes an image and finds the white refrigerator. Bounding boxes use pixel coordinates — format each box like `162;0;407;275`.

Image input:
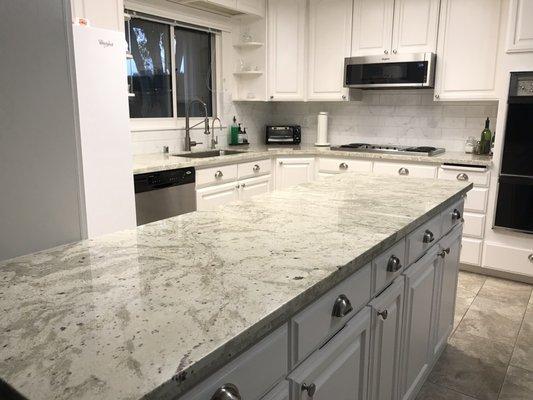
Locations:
72;25;137;237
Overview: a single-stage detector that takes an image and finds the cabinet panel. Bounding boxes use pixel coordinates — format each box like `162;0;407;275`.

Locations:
373;161;437;179
369;278;404;400
239;175;271;201
464;187;489;213
267;0;306;101
460;237;482;266
406;214;442;265
351;0;395;56
261;381;289;400
438;166;490;187
275;158;315;190
196;164;238;187
484;242;533;276
318;157;373;173
373;238;406;295
400;249;438;400
238;158;271;180
196;181;239;211
434;0;501;101
441;199;464;236
289;308;371;400
236;0;265;17
308;0;353;100
392;0;440;53
506;0;533;53
463;212;485;239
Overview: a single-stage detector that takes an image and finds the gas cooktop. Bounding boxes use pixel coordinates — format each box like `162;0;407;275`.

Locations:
330;143;445;156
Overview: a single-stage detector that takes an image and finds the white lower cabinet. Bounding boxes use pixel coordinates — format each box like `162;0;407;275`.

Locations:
373;162;437;179
275;158;315;190
239;175;272;201
368;278;405;400
400;248;438;400
289;308;371;400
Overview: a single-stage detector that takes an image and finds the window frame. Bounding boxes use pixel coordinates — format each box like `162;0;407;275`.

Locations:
125;11;220;132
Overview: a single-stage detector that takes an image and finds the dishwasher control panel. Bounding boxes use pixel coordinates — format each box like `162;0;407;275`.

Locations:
134;167;195;194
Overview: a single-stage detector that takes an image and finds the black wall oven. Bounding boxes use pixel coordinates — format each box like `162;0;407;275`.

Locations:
495;72;533;234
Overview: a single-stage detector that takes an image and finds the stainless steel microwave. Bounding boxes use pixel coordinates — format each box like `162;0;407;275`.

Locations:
344;52;436;89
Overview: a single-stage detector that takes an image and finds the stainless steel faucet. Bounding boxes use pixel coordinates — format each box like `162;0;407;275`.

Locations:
185;99;209;151
210;117;222;150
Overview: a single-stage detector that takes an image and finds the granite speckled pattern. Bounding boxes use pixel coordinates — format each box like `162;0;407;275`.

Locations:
0;173;471;400
133;145;492;174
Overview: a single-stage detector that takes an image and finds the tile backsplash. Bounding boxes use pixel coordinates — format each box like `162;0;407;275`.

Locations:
131;89;498;154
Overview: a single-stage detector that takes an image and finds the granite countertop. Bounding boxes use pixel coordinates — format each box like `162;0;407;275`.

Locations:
0;173;471;400
133;145;493;175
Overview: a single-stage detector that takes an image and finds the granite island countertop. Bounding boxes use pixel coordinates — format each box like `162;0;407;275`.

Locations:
0;173;471;400
133;145;492;175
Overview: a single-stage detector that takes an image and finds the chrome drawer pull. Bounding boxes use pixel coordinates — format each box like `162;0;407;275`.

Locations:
215;170;223;179
423;229;435;243
457;173;469;181
332;294;353;318
302;383;316;397
528;254;533;263
451;209;462;222
387;255;402;272
398;167;409;176
339;162;348;170
253;164;260;172
438;248;451;258
211;383;241;400
378;309;388;320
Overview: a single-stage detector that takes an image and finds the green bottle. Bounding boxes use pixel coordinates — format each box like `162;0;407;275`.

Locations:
480;117;492;155
230;116;239;145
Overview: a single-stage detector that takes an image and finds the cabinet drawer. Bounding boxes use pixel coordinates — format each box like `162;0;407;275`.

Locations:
460;237;482;266
238;159;271;180
373;239;406;295
181;325;288;400
484;242;533;276
464;187;489;213
441;199;465;235
406;215;442;265
291;264;371;366
438;166;490;187
196;164;238;187
318;157;373;173
463;212;485;238
373;161;437;179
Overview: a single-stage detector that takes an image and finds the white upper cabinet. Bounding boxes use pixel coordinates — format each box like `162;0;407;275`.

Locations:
506;0;533;53
236;0;265;17
351;0;394;56
392;0;440;54
267;0;307;101
434;0;502;101
307;0;353;100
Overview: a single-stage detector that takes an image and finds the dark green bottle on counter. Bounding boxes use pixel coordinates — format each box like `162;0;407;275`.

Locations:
479;117;492;155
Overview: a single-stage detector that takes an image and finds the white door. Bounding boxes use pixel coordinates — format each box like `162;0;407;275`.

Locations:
239;175;271;201
289;308;371;400
267;0;306;101
276;158;315;190
434;0;501;101
433;226;461;356
351;0;395;56
392;0;440;54
506;0;533;52
368;278;404;400
400;249;438;400
307;0;353;101
196;182;239;211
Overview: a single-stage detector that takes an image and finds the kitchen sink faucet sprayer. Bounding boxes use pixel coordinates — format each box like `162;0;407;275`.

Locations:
210;117;222;150
185;98;209;151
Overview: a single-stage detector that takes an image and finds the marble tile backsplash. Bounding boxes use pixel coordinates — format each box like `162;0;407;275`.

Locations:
131;89;498;154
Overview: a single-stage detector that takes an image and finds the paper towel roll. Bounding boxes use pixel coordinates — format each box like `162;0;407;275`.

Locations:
315;111;330;147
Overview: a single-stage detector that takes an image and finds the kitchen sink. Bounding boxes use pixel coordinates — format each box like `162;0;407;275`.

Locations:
172;150;247;158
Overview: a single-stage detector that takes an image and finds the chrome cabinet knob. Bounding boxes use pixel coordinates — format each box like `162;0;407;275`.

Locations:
235;184;240;189
438;248;451;258
342;95;347;100
302;382;316;397
270;95;274;99
423;229;435;244
339;162;348;170
434;94;440;99
398;167;409;176
211;383;241;400
279;161;284;165
451;209;462;221
384;49;389;54
387;255;402;272
253;164;260;172
215;170;223;179
332;294;353;318
457;173;469;181
528;254;533;263
241;183;246;188
378;309;388;320
392;49;397;54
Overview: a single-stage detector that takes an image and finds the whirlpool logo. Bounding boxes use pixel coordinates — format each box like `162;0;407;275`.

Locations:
98;39;114;48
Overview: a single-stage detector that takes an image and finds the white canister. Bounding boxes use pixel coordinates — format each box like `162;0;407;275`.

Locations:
315;111;330;147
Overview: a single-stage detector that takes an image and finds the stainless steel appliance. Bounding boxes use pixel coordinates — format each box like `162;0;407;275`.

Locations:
344;52;436;89
331;143;445;156
134;167;196;226
266;125;301;145
495;71;533;234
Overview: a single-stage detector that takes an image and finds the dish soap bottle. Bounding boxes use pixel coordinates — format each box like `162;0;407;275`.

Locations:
229;116;239;145
479;117;492;155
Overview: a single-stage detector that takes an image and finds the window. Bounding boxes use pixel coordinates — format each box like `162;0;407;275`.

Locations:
125;14;216;119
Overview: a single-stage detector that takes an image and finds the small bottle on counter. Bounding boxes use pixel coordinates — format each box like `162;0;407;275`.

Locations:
229;116;239;145
240;127;249;144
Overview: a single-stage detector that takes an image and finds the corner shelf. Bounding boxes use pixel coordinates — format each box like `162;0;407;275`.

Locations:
233;42;264;49
233;71;263;77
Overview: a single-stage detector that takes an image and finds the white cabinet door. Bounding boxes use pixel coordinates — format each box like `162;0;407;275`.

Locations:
351;0;395;56
392;0;440;54
276;158;315;190
506;0;533;53
434;0;502;101
236;0;265;17
289;308;371;400
400;249;438;400
368;278;404;400
267;0;306;101
433;226;461;357
196;181;239;211
373;161;437;179
307;0;353;101
239;175;271;201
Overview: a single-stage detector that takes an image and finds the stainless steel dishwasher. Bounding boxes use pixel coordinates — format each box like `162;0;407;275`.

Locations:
134;167;196;226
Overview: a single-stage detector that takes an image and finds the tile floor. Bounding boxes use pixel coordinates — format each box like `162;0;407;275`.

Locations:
417;271;533;400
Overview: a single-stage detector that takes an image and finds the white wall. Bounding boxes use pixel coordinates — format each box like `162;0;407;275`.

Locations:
0;0;84;261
